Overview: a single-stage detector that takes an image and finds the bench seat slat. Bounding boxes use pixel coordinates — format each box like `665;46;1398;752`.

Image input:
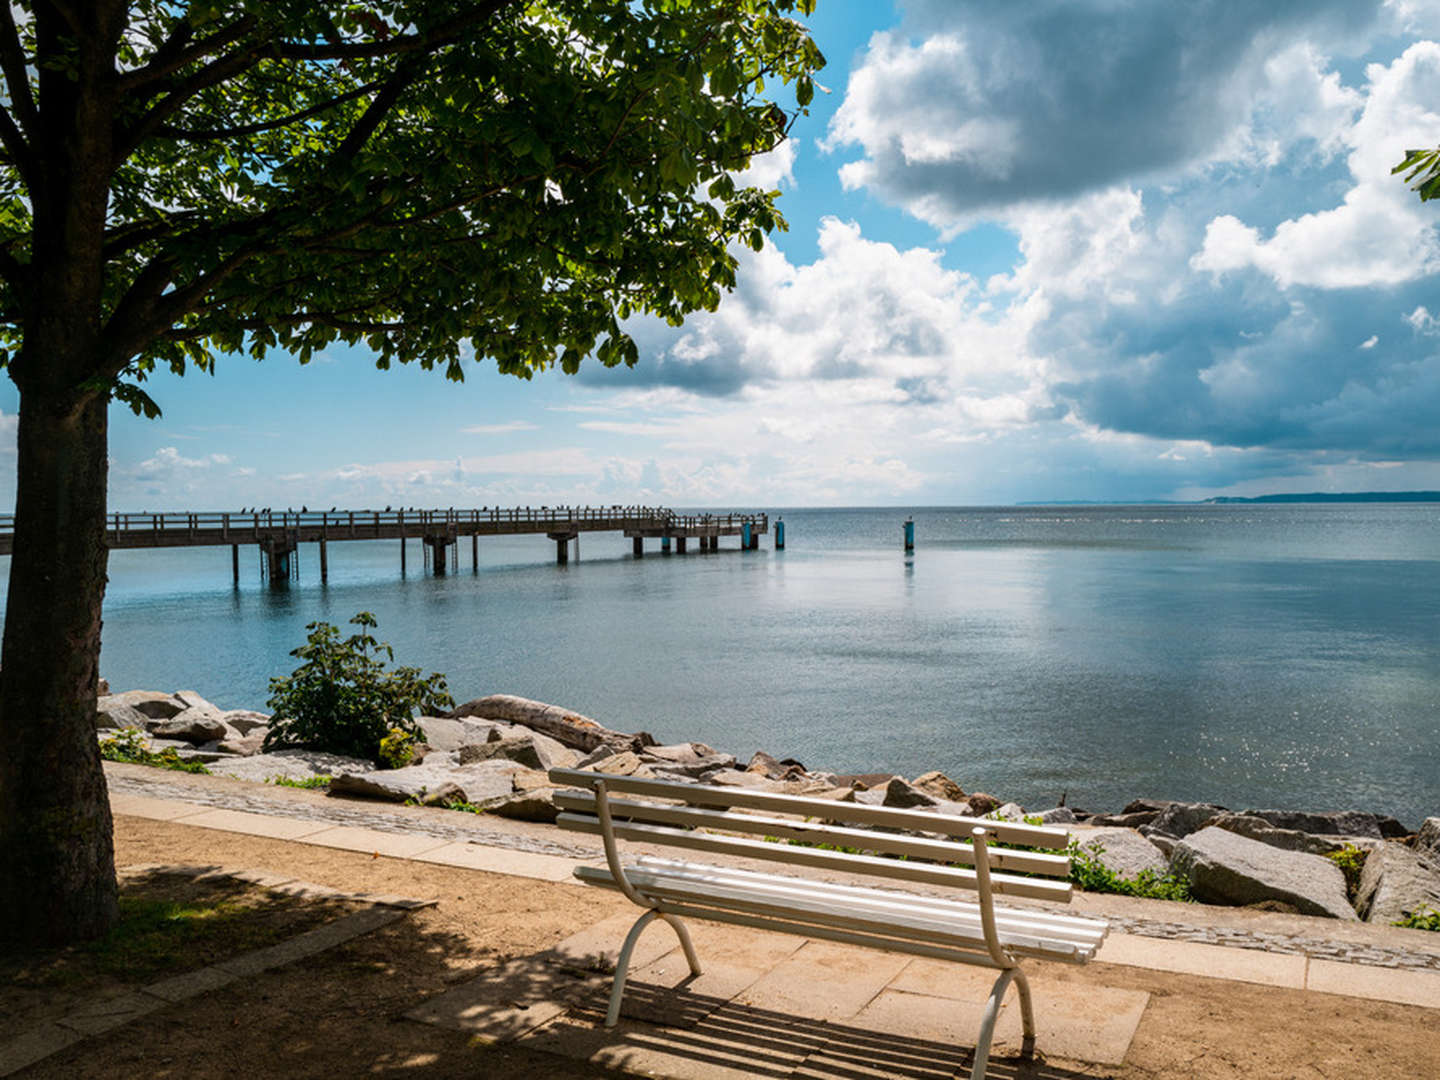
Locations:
630;856;1108;941
556;813;1074;904
575;865;1101;962
548;767;1068;850
553;791;1073;878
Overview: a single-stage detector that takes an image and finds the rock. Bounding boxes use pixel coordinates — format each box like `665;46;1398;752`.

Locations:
510;768;554;794
208;749;375;783
458;734;578;772
447;694;646;752
855;777;939;810
911;771;965;802
1072;826;1169;878
646;741;722;764
106;690;186;721
1141;801;1226;840
994;802;1027;822
1241;808;1410;840
573;750;655;778
95;699;150;731
574;745;618;770
1170;826;1357;920
705;770;791;791
962;793;1001;817
172;690;223;715
415;716;512;753
97;677;109;695
149;709;230;744
221;710;272;736
1040;807;1078;825
1087;810;1164;829
328;760;522;806
643;750;737;779
1122;798;1178;815
214;732;268;757
745;750;787;778
1417;817;1440;858
833;773;900;791
1207;812;1360;856
489;789;559;823
1354;843;1440;924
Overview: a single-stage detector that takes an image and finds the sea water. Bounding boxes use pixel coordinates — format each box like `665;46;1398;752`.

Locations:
3;504;1437;823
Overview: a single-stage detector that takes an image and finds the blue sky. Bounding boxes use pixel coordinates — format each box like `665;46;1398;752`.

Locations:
10;0;1440;509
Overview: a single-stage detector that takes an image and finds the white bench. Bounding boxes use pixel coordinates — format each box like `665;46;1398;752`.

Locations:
549;767;1109;1079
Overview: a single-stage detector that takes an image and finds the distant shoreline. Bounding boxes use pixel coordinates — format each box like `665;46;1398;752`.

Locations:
1018;491;1440;505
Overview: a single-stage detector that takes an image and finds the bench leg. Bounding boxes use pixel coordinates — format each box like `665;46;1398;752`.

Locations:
969;965;1035;1080
605;909;704;1028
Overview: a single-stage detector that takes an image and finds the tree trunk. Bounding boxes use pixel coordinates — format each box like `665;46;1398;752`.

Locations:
0;387;117;948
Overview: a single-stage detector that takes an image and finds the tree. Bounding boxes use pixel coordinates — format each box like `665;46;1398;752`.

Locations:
1393;147;1440;201
0;0;823;948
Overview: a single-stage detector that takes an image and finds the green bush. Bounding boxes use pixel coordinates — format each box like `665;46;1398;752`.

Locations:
1326;844;1368;900
1395;906;1440;932
1067;839;1192;902
263;612;453;764
99;727;211;775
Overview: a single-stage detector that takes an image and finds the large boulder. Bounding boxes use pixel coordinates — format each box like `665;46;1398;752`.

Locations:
1207;812;1360;856
1142;801;1227;840
1241;808;1410;840
149;708;230;744
854;777;938;810
415;715;513;753
95;699;150;731
172;689;223;715
220;710;272;736
104;690;186;721
911;771;966;802
1072;827;1169;878
208;749;375;783
1354;843;1440;924
1088;809;1165;829
1170;826;1357;919
328;760;523;806
214;732;268;757
1040;806;1079;825
962;793;1001;817
488;789;560;823
1414;817;1440;858
447;694;646;752
643;744;737;779
458;733;578;772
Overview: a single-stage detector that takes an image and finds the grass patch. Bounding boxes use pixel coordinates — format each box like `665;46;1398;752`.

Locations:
1395;906;1440;932
99;727;211;775
266;775;332;790
1;871;354;1031
1326;844;1367;900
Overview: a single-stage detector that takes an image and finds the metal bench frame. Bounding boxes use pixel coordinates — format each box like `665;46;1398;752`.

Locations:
549;768;1108;1080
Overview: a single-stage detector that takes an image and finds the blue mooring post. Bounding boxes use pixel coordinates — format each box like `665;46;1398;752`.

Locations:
742;522;752;549
904;517;915;553
661;535;671;553
775;517;785;550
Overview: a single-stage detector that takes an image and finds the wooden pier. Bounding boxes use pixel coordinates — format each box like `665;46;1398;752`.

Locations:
0;506;770;581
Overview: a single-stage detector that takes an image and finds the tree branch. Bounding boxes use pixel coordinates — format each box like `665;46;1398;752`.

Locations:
329;63;423;166
116;16;260;95
0;105;35;187
0;4;38;138
153;79;383;142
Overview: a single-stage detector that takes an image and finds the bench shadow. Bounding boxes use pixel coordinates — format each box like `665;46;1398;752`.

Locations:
547;978;1108;1080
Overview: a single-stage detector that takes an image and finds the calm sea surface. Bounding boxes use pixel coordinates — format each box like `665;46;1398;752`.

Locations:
4;504;1438;823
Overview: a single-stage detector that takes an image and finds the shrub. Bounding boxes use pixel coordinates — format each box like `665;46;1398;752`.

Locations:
1067;839;1192;902
1326;844;1367;900
1395;906;1440;932
99;727;211;775
263;612;453;764
377;727;417;769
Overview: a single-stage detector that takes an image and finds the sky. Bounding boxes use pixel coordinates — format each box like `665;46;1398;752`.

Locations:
10;0;1440;509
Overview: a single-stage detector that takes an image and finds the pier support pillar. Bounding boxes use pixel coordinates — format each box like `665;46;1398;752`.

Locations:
548;531;578;564
633;536;643;557
661;536;671;553
749;531;760;550
260;537;296;584
232;543;240;584
401;535;407;574
425;535;453;575
472;532;478;570
676;536;687;554
319;537;328;583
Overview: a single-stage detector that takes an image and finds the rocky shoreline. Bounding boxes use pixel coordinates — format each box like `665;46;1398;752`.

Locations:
96;688;1440;928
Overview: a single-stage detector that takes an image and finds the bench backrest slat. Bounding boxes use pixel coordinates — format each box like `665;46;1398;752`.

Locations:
555;812;1074;903
548;767;1068;850
553;790;1072;879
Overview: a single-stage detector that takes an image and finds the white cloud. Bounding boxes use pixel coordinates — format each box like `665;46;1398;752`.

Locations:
461;421;538;434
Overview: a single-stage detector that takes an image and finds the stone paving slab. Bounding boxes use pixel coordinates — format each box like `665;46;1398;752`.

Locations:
405;957;574;1043
734;939;911;1021
110;792;209;821
1306;957;1440;1007
54;991;165;1037
166;807;334;840
1096;931;1308;988
412;840;579;881
0;1023;84;1078
297;824;453;859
